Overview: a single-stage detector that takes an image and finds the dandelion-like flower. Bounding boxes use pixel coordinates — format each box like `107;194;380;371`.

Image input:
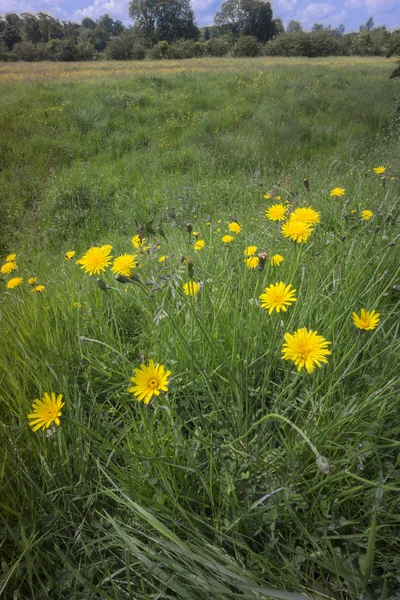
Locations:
65;251;75;260
281;220;313;243
265;204;287;222
264;193;271;199
245;256;259;269
330;187;345;197
159;255;168;262
259;282;296;314
132;235;149;250
222;235;234;244
111;254;138;277
6;253;16;262
228;222;242;235
352;309;379;331
76;246;112;276
7;277;23;289
290;207;320;225
373;166;386;175
183;281;200;296
361;210;373;221
271;254;284;266
128;360;171;404
28;277;37;285
1;262;17;274
244;246;257;256
32;285;45;293
28;392;64;432
282;327;331;374
194;239;205;251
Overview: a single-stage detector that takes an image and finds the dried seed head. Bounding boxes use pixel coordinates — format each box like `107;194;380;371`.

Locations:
316;455;332;475
256;252;268;271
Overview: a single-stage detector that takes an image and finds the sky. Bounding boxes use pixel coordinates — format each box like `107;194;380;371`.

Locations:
1;0;399;31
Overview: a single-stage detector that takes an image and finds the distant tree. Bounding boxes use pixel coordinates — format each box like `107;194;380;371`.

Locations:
48;37;78;60
214;0;275;43
97;14;114;34
0;14;22;49
92;27;110;51
129;0;198;43
360;17;374;32
37;13;63;42
287;20;302;32
233;34;260;56
272;17;284;35
203;26;210;41
20;13;41;43
312;23;324;32
81;17;96;30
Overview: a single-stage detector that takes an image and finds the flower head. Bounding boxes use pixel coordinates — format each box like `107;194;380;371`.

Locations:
76;246;112;276
361;210;373;221
245;256;259;269
244;246;257;256
183;281;200;296
132;235;149;250
264;193;271;200
259;282;296;314
6;253;16;262
373;166;386;175
1;262;17;274
228;222;242;235
159;255;169;262
194;239;205;251
33;285;45;293
352;309;379;331
290;207;320;225
330;187;345;197
282;327;331;374
128;360;171;404
271;254;284;266
222;235;234;244
28;277;37;285
281;220;313;243
28;392;64;432
7;277;23;289
111;254;138;277
65;251;76;260
265;204;287;222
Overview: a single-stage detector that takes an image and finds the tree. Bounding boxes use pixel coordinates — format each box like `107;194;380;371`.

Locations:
214;0;275;43
81;17;96;30
360;17;374;32
272;17;284;35
0;14;22;49
20;13;41;43
287;20;302;33
312;23;324;32
129;0;198;43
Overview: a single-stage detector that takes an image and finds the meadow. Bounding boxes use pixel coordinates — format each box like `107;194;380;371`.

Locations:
0;57;399;599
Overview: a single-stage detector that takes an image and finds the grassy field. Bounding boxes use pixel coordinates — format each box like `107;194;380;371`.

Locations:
1;57;399;599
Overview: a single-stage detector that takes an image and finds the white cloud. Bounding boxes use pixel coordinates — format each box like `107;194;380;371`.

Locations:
343;0;363;8
276;0;297;10
302;3;336;19
364;0;399;10
73;0;130;22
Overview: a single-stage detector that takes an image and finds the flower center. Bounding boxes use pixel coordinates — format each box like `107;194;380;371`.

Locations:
148;378;159;390
297;341;311;360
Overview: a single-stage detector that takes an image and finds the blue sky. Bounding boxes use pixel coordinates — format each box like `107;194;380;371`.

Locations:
1;0;399;31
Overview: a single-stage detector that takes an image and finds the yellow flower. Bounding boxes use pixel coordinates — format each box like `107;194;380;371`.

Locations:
259;282;296;314
228;222;242;235
264;193;271;199
351;209;357;214
282;327;331;374
6;253;16;262
352;309;379;331
132;235;149;250
6;277;23;289
159;255;169;262
222;235;234;244
111;254;138;276
76;246;112;276
192;231;199;238
65;250;76;260
275;195;281;200
244;246;257;256
194;239;205;251
330;187;345;197
281;220;313;243
1;261;17;274
183;281;200;296
271;254;284;266
128;360;171;404
28;392;64;432
361;210;373;221
33;285;45;293
373;166;386;175
73;302;82;308
245;256;259;269
265;204;287;222
290;207;320;225
28;277;37;285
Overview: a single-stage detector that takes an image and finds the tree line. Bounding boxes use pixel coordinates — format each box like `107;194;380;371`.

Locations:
1;2;399;62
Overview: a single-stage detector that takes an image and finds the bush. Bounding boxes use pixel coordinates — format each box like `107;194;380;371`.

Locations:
233;35;261;57
147;41;170;60
47;38;78;61
77;41;95;60
168;39;205;59
205;37;230;56
106;35;132;60
131;42;146;60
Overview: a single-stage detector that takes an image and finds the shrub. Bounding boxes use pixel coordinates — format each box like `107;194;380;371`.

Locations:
205;37;229;56
106;35;132;60
233;35;261;57
131;42;146;60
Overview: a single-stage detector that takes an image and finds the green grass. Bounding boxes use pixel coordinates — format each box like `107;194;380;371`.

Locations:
0;57;399;599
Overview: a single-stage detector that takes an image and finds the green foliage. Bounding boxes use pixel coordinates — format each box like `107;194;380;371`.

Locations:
215;0;275;42
129;0;199;44
0;58;400;599
233;34;261;56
